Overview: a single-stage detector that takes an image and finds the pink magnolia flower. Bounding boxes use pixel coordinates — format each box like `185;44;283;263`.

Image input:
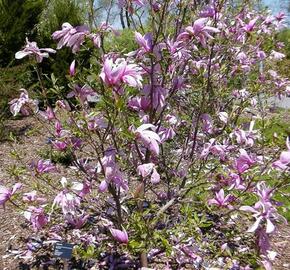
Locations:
52;140;68;151
15;38;56;63
137;163;155;178
240;183;286;234
98;148;129;191
178;18;220;47
29;159;56;175
52;136;81;151
100;58;143;88
200;4;216;18
200;138;215;159
24;206;47;231
0;183;22;209
243;18;258;32
52;23;90;53
210;143;227;161
208;189;233;208
55;120;63;137
255;182;273;205
158;127;176;143
118;0;145;8
90;33;101;48
135;124;161;155
67;85;97;104
99;180;108;193
235;149;255;173
233;121;258;147
270;50;285;61
52;190;80;215
135;32;152;53
257;50;267;60
69;60;76;76
38;106;55;121
65;212;89;229
69;137;82;150
218;112;228;124
240;203;276;234
23;191;46;203
143;85;168;110
137;163;160;184
9;89;38;116
71;181;91;198
228;173;245;190
273;138;290;170
110;228;129;244
128;96;151;112
55;100;71;111
87;114;108;130
200;114;214;134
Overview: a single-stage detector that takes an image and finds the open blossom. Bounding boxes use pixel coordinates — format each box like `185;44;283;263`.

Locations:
135;32;152;53
0;183;22;209
128;96;151;112
65;212;89;229
29;159;56;175
137;163;160;184
208;189;233;208
134;124;161;156
97;148;129;192
143;84;168;111
270;50;285;61
240;183;286;234
52;140;68;151
24;207;47;231
243;18;258;32
52;190;80;215
240;203;276;234
100;58;143;88
23;191;46;204
218;112;228;124
38;106;55;121
52;136;82;151
110;228;129;244
201;113;214;134
235;149;255;173
233;121;258;147
200;138;227;161
71;181;91;198
9;89;38;116
52;23;90;53
273;137;290;170
55;100;71;111
177;18;220;47
158;126;176;143
228;173;245;190
67;85;98;104
15;38;55;63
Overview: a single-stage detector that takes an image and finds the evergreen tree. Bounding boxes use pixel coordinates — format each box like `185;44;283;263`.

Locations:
0;0;45;67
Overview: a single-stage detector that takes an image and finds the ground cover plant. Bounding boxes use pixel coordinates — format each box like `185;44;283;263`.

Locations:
2;0;290;269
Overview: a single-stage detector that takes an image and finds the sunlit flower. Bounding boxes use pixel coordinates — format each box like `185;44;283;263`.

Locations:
15;38;55;62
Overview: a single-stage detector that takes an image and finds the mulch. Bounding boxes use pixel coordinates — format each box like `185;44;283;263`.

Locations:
0;117;289;269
